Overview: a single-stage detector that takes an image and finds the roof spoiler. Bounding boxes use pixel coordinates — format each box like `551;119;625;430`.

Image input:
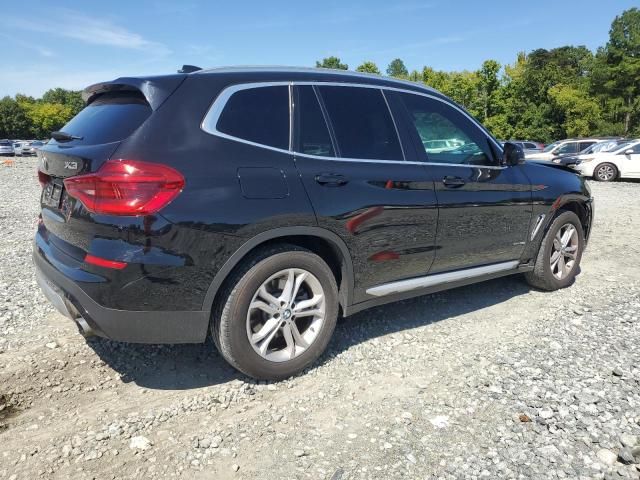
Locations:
82;74;187;110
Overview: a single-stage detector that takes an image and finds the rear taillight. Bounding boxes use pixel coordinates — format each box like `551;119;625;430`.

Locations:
38;170;50;187
63;159;185;216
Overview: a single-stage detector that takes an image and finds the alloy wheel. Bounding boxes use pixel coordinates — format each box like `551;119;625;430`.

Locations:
596;164;615;181
246;268;326;362
550;223;579;280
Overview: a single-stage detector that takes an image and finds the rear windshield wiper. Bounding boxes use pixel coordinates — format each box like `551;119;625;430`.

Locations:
51;131;83;142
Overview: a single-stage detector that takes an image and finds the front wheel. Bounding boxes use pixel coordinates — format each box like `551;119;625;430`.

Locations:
594;162;617;182
524;210;585;291
212;245;339;380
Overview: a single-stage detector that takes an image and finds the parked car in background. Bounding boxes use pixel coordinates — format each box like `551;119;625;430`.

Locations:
507;140;544;154
554;139;630;167
573;139;640;181
17;141;38;156
0;139;15;156
526;139;602;161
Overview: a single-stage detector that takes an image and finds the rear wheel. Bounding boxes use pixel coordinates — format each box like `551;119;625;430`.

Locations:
594;162;617;182
212;245;338;380
525;210;584;291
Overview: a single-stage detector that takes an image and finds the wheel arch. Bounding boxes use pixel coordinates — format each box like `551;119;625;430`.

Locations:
202;227;354;316
543;195;593;244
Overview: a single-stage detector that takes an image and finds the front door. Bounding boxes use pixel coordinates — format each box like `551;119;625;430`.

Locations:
292;84;438;302
618;142;640;177
393;91;533;274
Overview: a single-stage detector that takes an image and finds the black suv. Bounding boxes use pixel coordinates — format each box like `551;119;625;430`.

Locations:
34;67;594;380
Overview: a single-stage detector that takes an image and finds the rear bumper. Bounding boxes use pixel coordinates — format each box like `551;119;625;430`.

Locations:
33;246;210;344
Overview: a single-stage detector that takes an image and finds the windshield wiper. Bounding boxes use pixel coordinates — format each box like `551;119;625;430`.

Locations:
51;131;83;142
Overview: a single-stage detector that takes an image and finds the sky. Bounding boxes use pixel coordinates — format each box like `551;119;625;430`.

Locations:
0;0;637;97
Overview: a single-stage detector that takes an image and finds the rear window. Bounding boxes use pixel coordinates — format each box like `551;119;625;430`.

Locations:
58;91;151;145
216;86;290;150
317;86;403;160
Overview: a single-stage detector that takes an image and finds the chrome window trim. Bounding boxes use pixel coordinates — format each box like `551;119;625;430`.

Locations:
366;260;520;297
201;81;506;170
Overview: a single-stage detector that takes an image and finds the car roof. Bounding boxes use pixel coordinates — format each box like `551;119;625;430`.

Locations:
193;66;442;97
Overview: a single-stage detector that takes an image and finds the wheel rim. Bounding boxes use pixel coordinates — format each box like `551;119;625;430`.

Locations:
597;165;614;181
246;268;326;362
550;223;579;280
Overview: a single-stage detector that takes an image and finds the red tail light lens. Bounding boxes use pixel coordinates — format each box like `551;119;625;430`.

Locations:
38;170;50;187
64;159;185;216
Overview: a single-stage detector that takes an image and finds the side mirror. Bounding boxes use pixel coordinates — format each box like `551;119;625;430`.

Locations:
625;149;634;155
503;142;525;166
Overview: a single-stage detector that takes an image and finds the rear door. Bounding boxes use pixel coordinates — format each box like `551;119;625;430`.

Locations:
293;84;438;302
393;91;532;274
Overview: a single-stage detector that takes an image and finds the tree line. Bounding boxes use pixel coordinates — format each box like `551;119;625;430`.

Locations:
317;7;639;143
1;8;637;143
0;88;84;139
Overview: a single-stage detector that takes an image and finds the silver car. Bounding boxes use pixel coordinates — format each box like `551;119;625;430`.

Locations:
0;140;15;156
17;142;37;156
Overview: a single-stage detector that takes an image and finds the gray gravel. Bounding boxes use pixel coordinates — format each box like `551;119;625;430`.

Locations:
0;156;639;479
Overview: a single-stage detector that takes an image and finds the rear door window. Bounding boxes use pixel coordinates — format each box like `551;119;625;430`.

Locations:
556;142;578;154
524;142;537;149
59;91;151;145
295;86;335;157
579;141;596;152
317;86;403;160
216;86;290;150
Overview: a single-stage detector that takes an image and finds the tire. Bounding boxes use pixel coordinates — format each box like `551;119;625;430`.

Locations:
524;210;585;291
212;245;339;380
593;162;617;182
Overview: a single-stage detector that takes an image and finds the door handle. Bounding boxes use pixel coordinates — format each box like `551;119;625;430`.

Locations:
442;176;466;188
315;173;349;186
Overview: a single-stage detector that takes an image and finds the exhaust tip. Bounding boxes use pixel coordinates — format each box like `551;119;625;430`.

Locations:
75;317;96;338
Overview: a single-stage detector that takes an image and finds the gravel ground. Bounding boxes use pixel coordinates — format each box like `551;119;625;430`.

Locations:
0;156;639;480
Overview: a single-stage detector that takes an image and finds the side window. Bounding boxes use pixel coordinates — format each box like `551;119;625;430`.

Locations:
216;86;289;150
579;141;596;151
399;93;496;166
524;142;537;149
295;86;335;157
628;143;640;154
317;86;403;160
556;142;578;154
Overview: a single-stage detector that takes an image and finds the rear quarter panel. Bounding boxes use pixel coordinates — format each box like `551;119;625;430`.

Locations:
110;74;318;309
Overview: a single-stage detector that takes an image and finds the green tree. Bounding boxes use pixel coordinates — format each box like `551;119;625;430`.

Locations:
315;56;348;70
477;60;501;121
42;88;84;116
386;58;408;78
549;84;602;137
0;96;31;138
25;102;74;138
355;61;381;75
592;8;640;134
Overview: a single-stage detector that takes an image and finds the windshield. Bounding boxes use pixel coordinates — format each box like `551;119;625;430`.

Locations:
543;142;559;152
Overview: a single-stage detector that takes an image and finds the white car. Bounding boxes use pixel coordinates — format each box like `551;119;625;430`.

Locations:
573;140;640;181
526;139;601;161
